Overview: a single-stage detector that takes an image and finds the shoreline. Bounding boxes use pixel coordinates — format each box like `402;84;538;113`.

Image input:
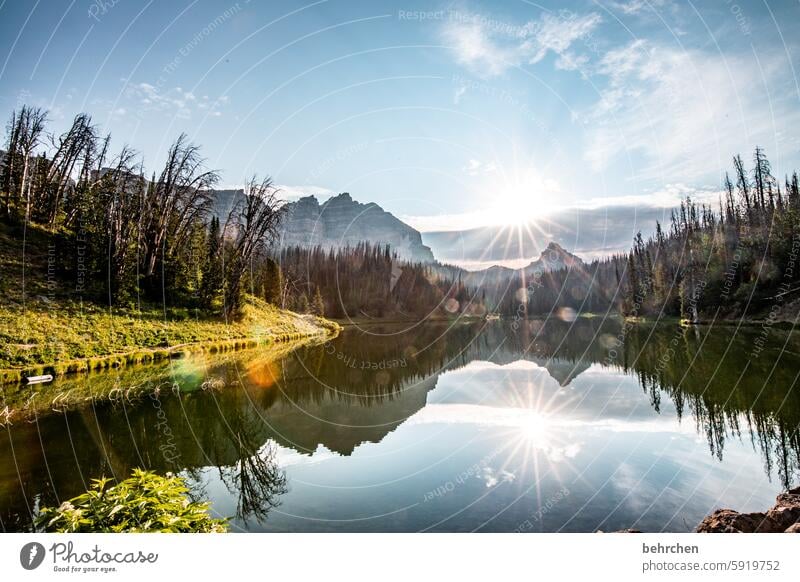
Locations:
0;298;341;386
0;333;334;425
0;326;338;386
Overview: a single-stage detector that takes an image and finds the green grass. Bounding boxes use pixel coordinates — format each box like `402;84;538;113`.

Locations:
0;296;340;384
0;220;339;384
0;338;321;424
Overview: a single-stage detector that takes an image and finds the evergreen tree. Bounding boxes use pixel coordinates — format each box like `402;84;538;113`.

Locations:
312;287;325;315
297;292;310;313
200;216;223;310
263;257;283;306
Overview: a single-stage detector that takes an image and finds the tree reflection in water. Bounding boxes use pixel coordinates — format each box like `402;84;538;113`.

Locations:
1;318;799;532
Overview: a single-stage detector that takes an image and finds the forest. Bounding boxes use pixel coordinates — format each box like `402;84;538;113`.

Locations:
0;105;287;318
275;243;487;319
0;104;484;322
492;148;800;322
3;103;797;325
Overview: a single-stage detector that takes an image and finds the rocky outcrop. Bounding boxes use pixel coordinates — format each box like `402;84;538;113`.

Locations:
695;488;800;532
462;242;584;287
527;241;583;273
278;193;434;262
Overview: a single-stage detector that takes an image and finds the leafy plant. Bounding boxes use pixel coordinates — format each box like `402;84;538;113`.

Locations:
35;469;228;533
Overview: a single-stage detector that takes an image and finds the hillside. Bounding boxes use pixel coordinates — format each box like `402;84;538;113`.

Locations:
0;221;339;384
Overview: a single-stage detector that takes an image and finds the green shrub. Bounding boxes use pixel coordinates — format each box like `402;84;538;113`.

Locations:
35;469;228;533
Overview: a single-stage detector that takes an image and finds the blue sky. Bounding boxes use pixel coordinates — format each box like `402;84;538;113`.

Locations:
1;0;799;234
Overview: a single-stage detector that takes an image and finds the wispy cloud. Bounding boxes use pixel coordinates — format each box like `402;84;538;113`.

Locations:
442;10;602;77
582;41;800;178
578;183;722;209
276;184;335;202
462;158;498;176
405;182;719;235
124;82;228;119
607;0;673;16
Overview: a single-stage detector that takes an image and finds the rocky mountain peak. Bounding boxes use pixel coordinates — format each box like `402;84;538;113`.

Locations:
534;242;583;271
327;192;352;203
279;192;434;262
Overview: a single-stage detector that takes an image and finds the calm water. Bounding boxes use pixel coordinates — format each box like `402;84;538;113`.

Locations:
2;318;799;532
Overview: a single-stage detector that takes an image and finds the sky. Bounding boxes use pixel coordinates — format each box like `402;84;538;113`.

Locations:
1;0;799;244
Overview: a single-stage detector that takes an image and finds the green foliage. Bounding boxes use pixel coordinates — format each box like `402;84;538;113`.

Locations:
486;148;800;320
278;242;483;319
35;469;228;533
200;216;223;309
312;287;325;316
297;292;310;313
262;257;283;305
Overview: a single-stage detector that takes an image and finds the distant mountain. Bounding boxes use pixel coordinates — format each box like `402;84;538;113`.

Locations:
421;205;671;267
210;190;434;262
279;193;435;262
210;189;595;273
461;242;584;287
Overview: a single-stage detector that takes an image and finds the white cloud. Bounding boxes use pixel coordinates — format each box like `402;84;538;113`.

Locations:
402;209;495;232
442;18;515;76
526;13;602;64
579;183;722;209
462;158;498;176
453;83;467;104
607;0;673;15
442;10;602;77
555;51;590;72
275;184;335;202
582;41;800;179
124;82;227;118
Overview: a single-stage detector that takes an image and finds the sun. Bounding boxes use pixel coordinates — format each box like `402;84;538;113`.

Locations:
520;411;549;441
484;166;562;226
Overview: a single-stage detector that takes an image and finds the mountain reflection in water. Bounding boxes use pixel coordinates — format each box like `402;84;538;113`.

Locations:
1;318;799;532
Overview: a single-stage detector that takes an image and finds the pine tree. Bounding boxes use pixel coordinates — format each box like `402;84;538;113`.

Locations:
298;292;310;313
312;287;325;315
200;216;223;310
263;257;283;305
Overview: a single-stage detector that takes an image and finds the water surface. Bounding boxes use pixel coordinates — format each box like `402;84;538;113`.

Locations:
2;318;799;532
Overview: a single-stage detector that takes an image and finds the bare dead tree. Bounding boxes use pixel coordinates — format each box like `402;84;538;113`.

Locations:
1;106;47;221
222;175;285;316
100;146;144;300
43;113;97;225
139;134;218;286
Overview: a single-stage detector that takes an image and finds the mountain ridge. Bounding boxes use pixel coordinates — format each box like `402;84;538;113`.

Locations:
211;189;585;275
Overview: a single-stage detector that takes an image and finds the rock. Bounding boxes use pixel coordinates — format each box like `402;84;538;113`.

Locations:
462;242;585;287
695;509;782;533
696;489;800;533
210;190;435;262
278;193;435;262
768;491;800;530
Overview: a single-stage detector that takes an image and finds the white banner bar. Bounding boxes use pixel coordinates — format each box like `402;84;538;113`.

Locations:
1;533;798;581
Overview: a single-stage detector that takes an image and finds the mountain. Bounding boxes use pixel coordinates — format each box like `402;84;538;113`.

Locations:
421;205;672;267
210;189;434;261
278;192;434;262
210;189;590;274
461;242;584;287
525;241;583;274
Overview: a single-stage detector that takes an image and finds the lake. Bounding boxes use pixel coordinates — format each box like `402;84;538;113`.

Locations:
2;317;799;532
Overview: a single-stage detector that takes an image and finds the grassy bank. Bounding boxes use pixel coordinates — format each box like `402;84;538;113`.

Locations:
0;336;324;425
0;295;340;384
